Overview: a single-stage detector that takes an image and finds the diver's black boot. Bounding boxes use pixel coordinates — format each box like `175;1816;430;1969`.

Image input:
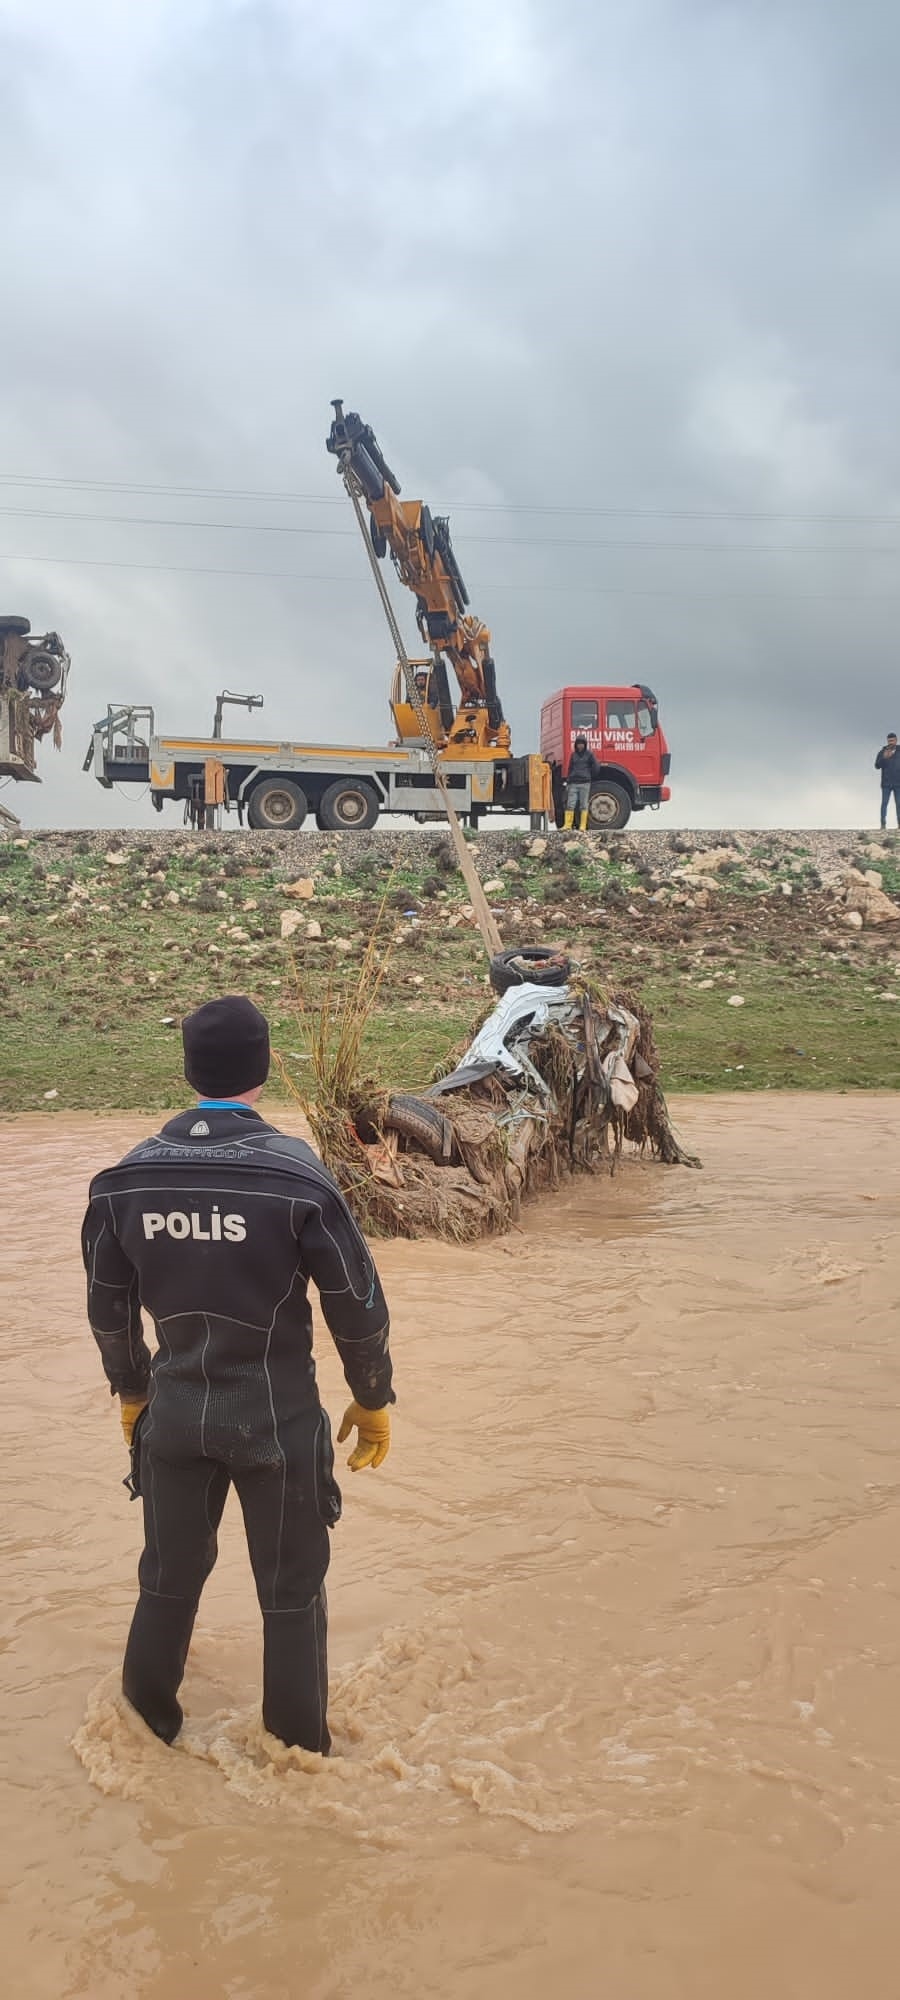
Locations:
122;1588;198;1744
261;1587;331;1753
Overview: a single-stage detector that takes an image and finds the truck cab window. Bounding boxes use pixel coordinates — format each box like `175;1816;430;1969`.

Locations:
605;702;636;732
637;704;654;737
570;700;598;730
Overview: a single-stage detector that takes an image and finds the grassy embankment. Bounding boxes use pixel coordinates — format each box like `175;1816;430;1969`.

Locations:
1;832;899;1113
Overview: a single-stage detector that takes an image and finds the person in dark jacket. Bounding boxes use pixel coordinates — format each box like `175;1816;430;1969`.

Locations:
81;994;394;1756
564;733;603;829
875;733;900;828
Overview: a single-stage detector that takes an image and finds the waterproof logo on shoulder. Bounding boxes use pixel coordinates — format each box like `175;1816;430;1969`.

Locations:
190;1120;210;1137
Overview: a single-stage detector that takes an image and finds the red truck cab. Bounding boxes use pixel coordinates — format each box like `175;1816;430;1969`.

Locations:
539;683;671;830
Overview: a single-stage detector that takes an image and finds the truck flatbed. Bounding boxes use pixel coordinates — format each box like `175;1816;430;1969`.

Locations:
84;706;545;830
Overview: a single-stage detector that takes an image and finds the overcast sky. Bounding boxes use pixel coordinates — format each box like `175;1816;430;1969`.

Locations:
2;0;898;831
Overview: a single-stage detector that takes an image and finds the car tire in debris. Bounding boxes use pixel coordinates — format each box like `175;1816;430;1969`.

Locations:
381;1094;456;1164
23;651;63;692
318;779;380;831
588;782;632;830
247;777;309;830
489;945;572;996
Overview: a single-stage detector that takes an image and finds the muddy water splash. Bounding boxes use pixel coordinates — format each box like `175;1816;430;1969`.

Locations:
2;1098;900;1998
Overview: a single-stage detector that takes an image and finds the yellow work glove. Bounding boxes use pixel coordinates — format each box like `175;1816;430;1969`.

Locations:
337;1400;391;1472
119;1395;148;1449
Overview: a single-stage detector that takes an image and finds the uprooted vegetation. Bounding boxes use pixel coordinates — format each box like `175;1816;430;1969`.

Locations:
1;826;899;1112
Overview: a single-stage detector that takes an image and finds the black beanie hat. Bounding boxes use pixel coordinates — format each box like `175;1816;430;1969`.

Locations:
182;995;270;1098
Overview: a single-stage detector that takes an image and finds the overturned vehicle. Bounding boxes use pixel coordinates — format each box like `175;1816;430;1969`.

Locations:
301;946;699;1242
0;614;71;781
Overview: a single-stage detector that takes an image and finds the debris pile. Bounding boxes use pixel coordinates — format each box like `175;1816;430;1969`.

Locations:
293;945;699;1242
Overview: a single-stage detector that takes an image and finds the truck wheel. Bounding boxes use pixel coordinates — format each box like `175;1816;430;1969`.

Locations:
588;782;632;830
0;615;31;637
318;779;380;831
247;777;308;830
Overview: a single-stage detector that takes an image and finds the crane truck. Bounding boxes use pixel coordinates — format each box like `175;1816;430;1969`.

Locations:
84;408;671;831
0;615;71;783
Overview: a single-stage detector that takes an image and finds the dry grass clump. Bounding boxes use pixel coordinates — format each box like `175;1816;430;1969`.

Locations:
275;930;396;1237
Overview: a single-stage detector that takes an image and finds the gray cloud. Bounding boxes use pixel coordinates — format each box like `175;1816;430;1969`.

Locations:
2;0;898;831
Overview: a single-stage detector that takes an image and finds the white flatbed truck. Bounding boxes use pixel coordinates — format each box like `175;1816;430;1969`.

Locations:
83;696;550;831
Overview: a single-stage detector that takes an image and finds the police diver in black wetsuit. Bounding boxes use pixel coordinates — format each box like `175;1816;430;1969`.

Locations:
81;995;394;1754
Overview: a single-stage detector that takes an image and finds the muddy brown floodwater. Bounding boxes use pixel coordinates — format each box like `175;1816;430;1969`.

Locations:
1;1096;900;1999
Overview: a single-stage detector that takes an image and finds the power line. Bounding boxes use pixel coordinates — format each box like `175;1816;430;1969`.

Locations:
2;547;900;602
0;477;347;507
1;501;900;557
3;469;900;526
0;503;356;538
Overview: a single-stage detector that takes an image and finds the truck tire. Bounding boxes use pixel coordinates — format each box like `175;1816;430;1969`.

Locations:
0;614;31;637
318;779;380;831
24;650;62;692
489;945;572;996
588;781;632;830
247;777;309;830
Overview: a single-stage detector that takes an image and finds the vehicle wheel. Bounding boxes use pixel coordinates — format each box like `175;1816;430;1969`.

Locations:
318;779;380;831
489;945;572;996
247;777;309;830
0;614;31;637
381;1094;455;1164
24;651;62;692
588;782;632;830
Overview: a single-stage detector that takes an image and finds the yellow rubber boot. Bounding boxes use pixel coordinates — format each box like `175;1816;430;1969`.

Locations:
579;809;591;831
563;809;575;829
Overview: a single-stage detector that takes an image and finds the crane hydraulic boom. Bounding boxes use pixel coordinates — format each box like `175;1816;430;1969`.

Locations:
326;403;510;759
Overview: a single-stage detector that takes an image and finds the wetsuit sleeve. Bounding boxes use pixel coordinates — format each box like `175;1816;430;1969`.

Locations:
81;1194;152;1397
296;1189;395;1409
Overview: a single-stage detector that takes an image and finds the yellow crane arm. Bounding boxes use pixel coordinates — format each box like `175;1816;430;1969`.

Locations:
326;403;509;753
